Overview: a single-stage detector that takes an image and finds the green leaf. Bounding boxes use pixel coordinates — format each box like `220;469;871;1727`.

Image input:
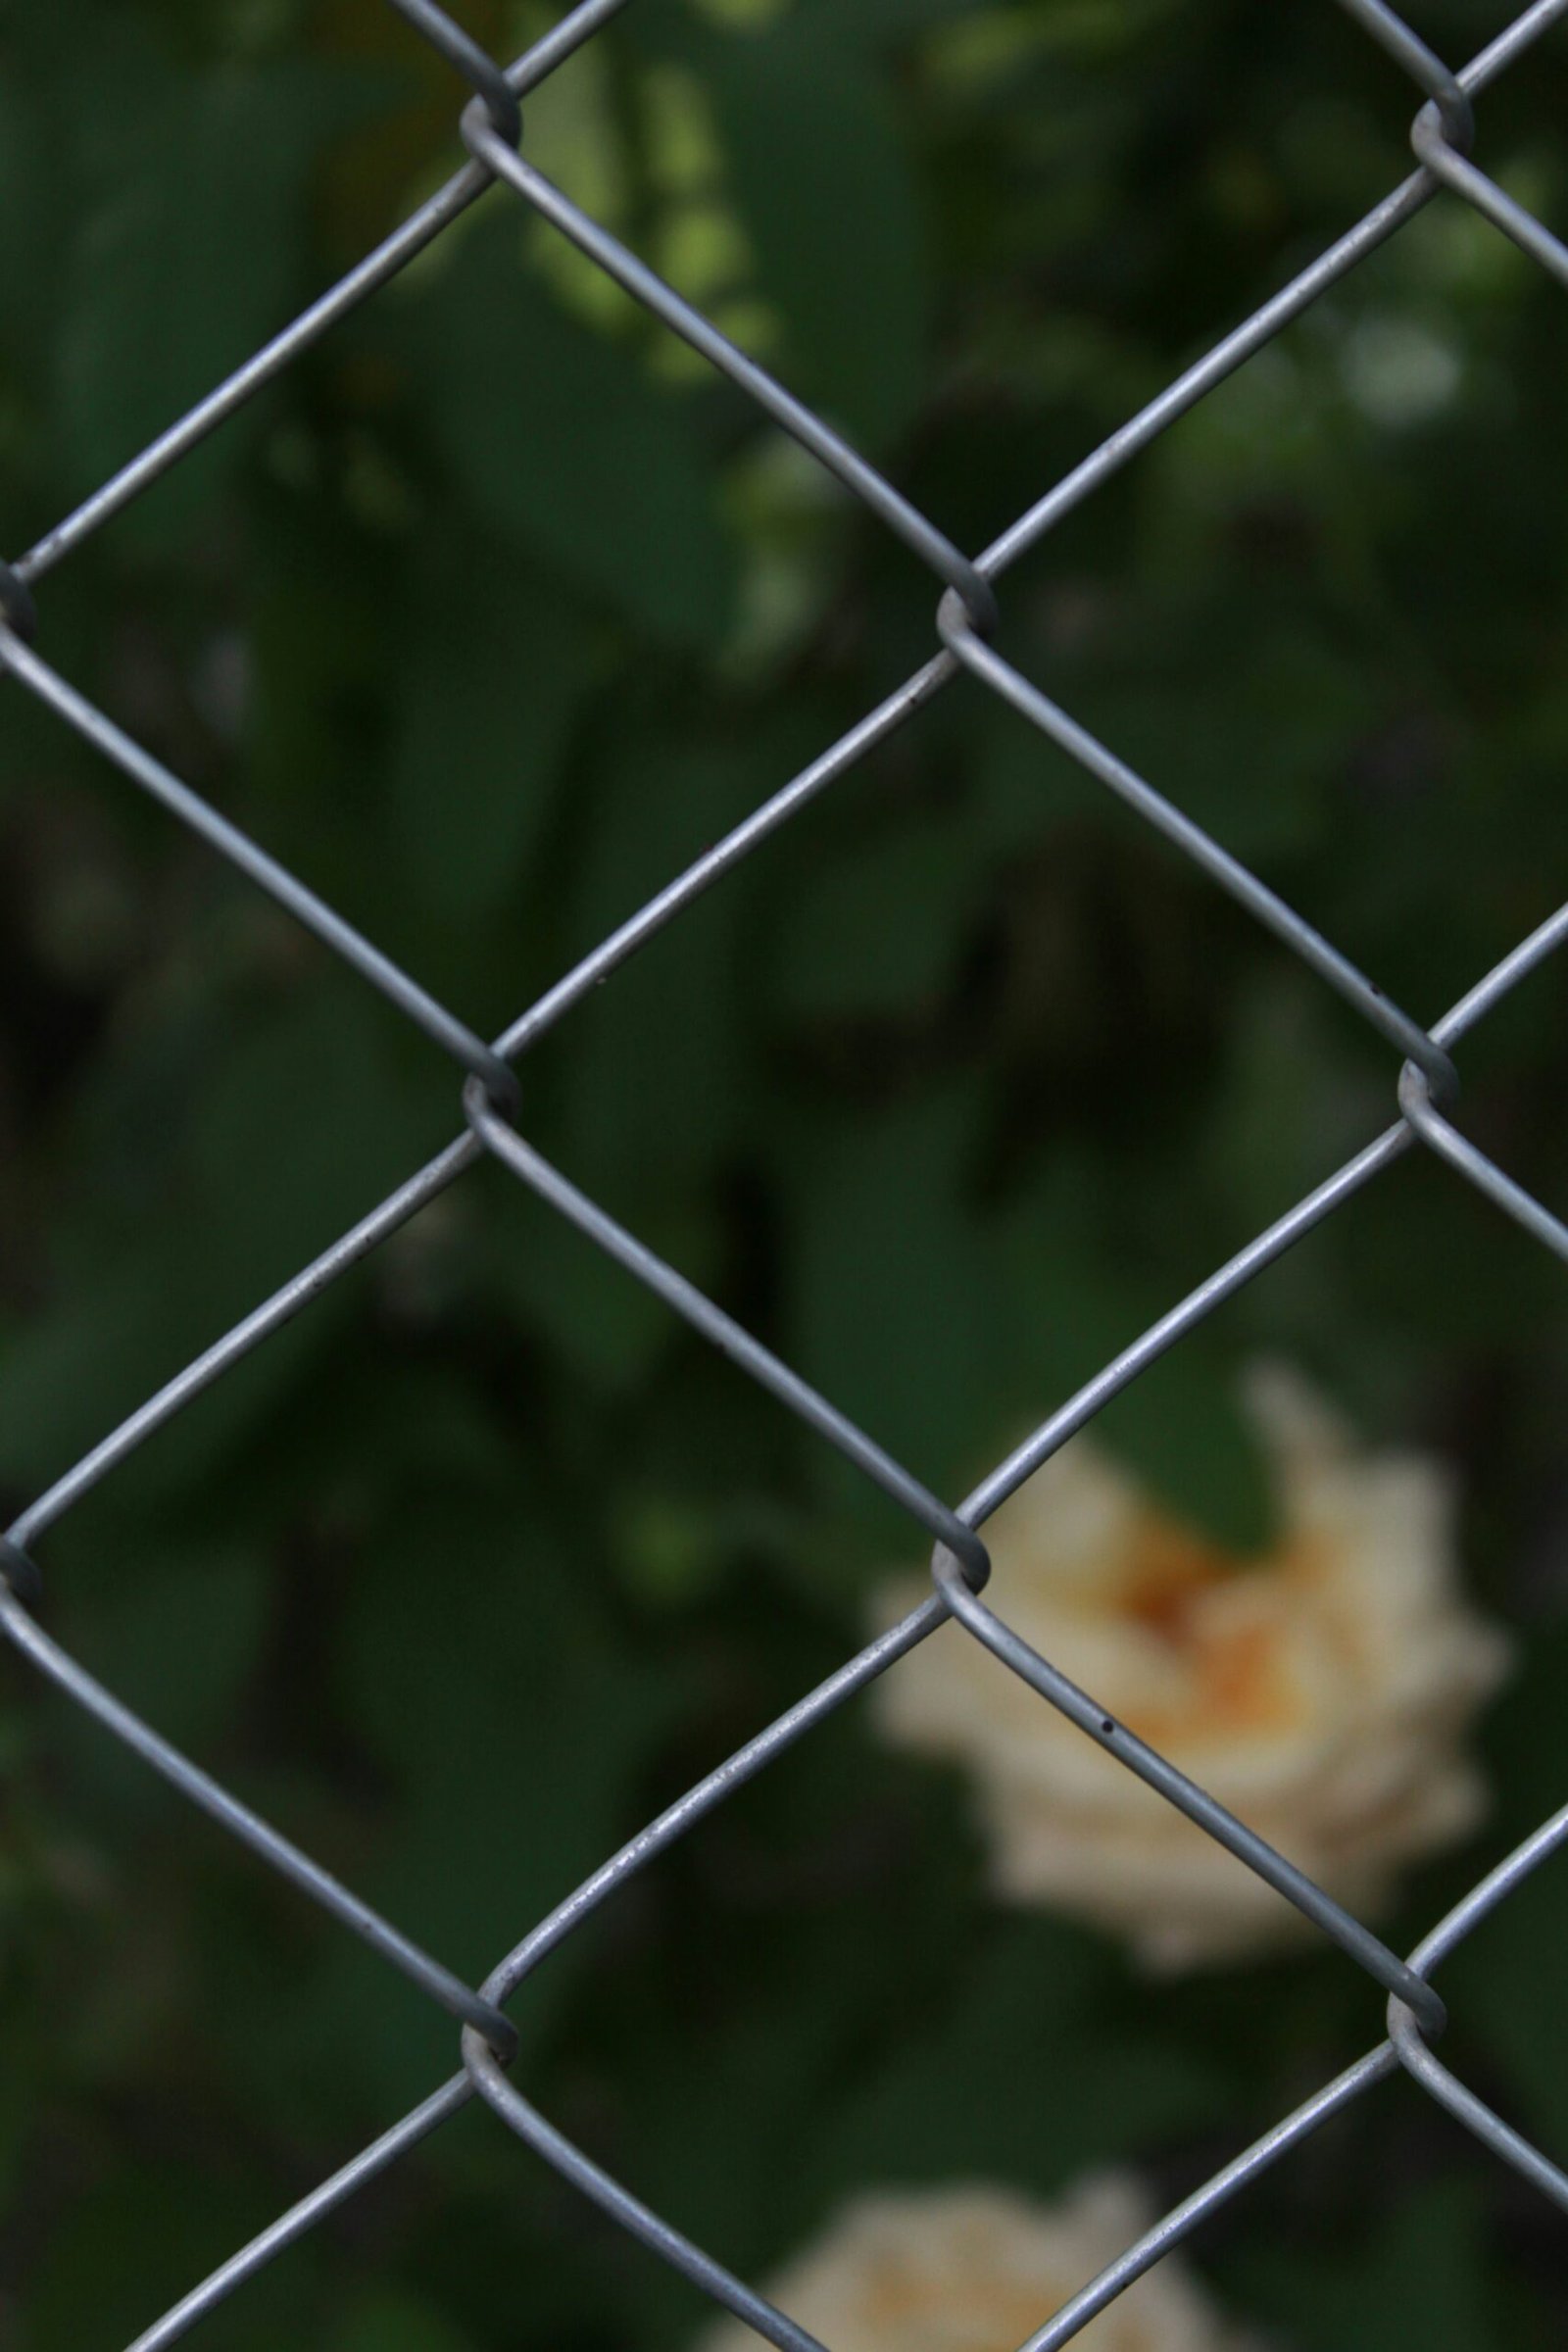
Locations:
988;1169;1276;1552
58;1529;270;1754
390;536;600;914
318;1495;679;2106
180;988;436;1297
56;62;375;538
406;218;736;646
1096;1348;1276;1556
817;1917;1221;2198
555;737;763;1201
0;68;59;358
484;1185;697;1396
0;986;428;1501
768;812;986;1020
27;2162;298;2352
0;1257;201;1495
705;22;929;445
1446;1622;1568;2163
1067;625;1365;865
797;0;990;42
785;1086;1008;1511
329;2288;481;2352
1233;2181;1504;2352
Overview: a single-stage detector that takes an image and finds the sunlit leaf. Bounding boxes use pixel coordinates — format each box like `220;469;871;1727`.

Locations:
705;20;930;446
406;217;737;646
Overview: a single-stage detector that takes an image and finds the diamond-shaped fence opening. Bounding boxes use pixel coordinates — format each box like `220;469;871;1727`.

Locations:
2;0;1567;2345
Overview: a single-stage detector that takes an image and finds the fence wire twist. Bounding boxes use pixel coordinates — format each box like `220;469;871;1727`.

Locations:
2;0;1567;2342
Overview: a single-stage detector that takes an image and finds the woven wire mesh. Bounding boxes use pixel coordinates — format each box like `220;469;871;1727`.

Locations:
2;0;1567;2342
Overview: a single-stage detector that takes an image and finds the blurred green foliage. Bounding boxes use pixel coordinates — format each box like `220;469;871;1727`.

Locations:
1;0;1567;2343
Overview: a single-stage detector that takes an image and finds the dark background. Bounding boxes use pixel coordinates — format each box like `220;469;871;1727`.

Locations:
1;0;1567;2343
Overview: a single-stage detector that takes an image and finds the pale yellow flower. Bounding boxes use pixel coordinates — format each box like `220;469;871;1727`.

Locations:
874;1366;1510;1969
695;2178;1247;2352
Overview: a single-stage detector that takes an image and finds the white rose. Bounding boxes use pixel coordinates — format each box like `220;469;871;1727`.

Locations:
694;2177;1248;2352
874;1365;1510;1969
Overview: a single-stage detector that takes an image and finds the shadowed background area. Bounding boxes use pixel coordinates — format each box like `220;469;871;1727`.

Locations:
1;0;1567;2345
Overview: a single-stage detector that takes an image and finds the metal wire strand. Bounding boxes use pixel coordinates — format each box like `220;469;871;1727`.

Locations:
110;889;1568;2347
14;0;634;587
385;0;522;145
19;0;1558;1599
461;1078;991;1593
1398;1062;1568;1261
118;1597;955;2352
27;0;1568;1572
1409;98;1568;283
0;1588;517;2058
0;628;521;1115
0;1;1566;2346
936;595;1460;1103
1030;1791;1568;2346
0;558;37;641
458;103;1000;632
928;1550;1446;2035
1331;0;1475;147
1383;1800;1568;2211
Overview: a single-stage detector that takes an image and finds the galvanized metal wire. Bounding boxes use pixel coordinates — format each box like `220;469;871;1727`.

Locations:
2;0;1567;2342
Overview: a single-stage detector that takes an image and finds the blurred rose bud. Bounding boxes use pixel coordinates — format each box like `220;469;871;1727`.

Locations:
695;2177;1250;2352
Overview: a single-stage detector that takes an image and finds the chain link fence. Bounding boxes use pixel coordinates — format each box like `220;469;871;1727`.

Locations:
1;0;1566;2342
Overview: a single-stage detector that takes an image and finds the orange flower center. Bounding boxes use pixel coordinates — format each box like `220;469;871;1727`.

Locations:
1109;1513;1315;1746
